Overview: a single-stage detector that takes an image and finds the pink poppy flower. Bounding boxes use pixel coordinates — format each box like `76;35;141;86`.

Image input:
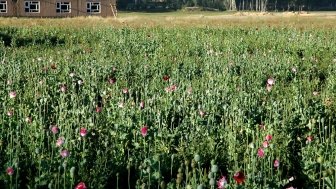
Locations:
274;159;280;168
60;150;69;158
60;84;67;93
108;77;116;84
122;88;129;94
75;182;87;189
96;106;102;113
6;167;14;176
141;126;148;137
306;136;313;143
199;110;205;117
7;110;14;117
140;101;145;109
267;78;275;86
56;137;65;147
165;85;177;92
257;148;265;158
80;128;88;137
9;91;17;99
51;125;59;134
217;176;227;189
262;141;269;148
170;85;177;91
265;135;272;141
233;171;245;184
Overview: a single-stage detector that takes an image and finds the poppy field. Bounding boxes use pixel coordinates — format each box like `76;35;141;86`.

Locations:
0;26;336;189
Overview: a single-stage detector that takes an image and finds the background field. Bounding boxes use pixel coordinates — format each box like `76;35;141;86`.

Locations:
1;11;336;28
0;12;336;189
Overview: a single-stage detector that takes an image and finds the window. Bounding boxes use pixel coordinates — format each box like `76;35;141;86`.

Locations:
87;2;100;13
25;1;40;13
56;2;71;13
0;1;7;13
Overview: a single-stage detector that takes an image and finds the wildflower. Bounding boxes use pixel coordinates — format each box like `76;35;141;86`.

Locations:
233;171;245;184
25;117;32;124
313;91;319;96
7;110;14;117
80;128;88;137
96;106;102;113
306;136;313;143
75;182;87;189
257;148;265;158
165;85;177;92
291;67;297;74
163;75;170;81
60;84;67;93
6;167;14;176
108;77;116;84
69;72;75;77
122;88;129;94
199;110;205;117
140;101;145;109
7;80;12;85
60;150;69;158
77;80;83;85
51;125;59;134
274;159;280;168
9;91;17;99
267;78;275;86
170;85;177;91
265;134;273;141
262;141;269;148
141;125;148;137
217;176;227;189
56;137;65;147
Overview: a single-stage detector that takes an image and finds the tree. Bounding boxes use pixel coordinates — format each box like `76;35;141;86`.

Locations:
223;0;237;11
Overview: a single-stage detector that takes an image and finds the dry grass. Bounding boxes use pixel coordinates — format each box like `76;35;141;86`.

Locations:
1;11;336;29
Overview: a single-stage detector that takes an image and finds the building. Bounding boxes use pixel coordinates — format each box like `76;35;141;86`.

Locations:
0;0;117;17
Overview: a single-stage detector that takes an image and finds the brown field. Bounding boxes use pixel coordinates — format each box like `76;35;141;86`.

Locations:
1;11;336;29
